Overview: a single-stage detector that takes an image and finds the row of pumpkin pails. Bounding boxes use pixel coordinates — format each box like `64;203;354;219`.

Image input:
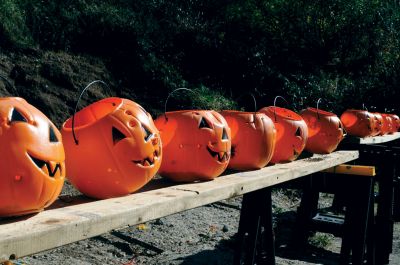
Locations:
0;83;399;217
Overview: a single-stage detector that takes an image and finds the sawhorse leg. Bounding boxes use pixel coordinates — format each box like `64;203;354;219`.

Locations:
375;161;395;264
234;187;275;265
295;173;374;265
294;174;319;245
340;176;374;265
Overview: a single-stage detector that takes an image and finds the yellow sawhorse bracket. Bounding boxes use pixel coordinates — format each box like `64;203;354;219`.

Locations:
323;164;376;176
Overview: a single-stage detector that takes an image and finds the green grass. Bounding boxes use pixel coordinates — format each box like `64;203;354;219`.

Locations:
309;232;334;249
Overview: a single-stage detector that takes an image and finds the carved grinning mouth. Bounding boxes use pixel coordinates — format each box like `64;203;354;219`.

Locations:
28;153;62;177
132;149;160;167
206;146;229;163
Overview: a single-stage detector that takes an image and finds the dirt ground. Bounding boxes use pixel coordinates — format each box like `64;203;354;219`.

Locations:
10;183;400;265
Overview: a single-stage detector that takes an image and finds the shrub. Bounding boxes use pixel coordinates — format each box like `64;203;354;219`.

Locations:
0;0;33;48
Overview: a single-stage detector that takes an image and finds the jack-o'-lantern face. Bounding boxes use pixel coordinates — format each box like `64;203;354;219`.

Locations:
220;111;276;170
381;114;394;135
300;108;344;154
259;106;308;164
340;109;374;138
388;114;400;132
62;97;161;199
0;97;65;217
155;110;231;182
371;113;383;136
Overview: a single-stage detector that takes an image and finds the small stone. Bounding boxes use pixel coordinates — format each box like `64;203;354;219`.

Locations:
155;219;164;225
222;225;229;232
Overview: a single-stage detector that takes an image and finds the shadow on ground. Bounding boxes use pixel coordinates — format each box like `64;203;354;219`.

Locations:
274;210;340;265
172;238;235;265
171;210;341;265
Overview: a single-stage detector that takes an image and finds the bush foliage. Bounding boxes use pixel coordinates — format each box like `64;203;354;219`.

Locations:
1;0;400;113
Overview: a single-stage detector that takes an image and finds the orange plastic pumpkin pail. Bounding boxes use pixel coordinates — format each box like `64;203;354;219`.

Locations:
371;113;384;136
61;81;162;199
300;106;344;154
155;110;231;182
259;97;308;164
154;88;231;182
0;97;65;217
220;110;276;170
380;114;394;135
389;114;400;132
340;109;374;138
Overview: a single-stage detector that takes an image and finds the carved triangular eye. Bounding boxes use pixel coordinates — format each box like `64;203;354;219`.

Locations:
49;125;59;142
10;108;27;123
199;117;211;129
112;127;127;145
222;128;229;140
295;127;302;136
142;125;153;142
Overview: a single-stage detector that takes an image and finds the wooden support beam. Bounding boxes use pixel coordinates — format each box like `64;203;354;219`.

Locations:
323;164;376;176
0;151;358;262
343;132;400;145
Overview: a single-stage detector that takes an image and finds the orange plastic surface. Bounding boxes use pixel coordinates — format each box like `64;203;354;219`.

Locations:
220;111;276;170
155;110;231;182
300;107;344;154
62;97;161;199
380;114;394;135
259;106;308;164
388;114;400;132
371;113;383;136
0;97;65;217
340;109;374;138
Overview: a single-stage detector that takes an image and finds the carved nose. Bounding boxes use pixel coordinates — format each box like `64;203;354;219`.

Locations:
49;125;59;142
221;128;228;140
295;127;302;137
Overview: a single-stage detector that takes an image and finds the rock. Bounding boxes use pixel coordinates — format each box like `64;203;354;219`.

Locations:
154;219;164;225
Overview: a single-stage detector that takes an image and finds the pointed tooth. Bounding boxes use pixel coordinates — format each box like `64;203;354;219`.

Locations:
143;159;151;167
54;164;61;177
48;161;56;172
42;164;49;175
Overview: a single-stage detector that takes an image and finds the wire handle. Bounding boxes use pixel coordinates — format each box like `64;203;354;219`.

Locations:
72;80;112;145
316;98;323;120
316;98;337;120
273;95;289;122
0;74;19;96
235;93;258;121
164;88;196;121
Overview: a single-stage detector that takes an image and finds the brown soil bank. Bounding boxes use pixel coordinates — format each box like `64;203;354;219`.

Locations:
0;49;117;127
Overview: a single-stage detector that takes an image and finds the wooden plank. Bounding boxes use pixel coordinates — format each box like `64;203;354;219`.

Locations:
323;164;376;176
343;132;400;145
0;151;358;262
